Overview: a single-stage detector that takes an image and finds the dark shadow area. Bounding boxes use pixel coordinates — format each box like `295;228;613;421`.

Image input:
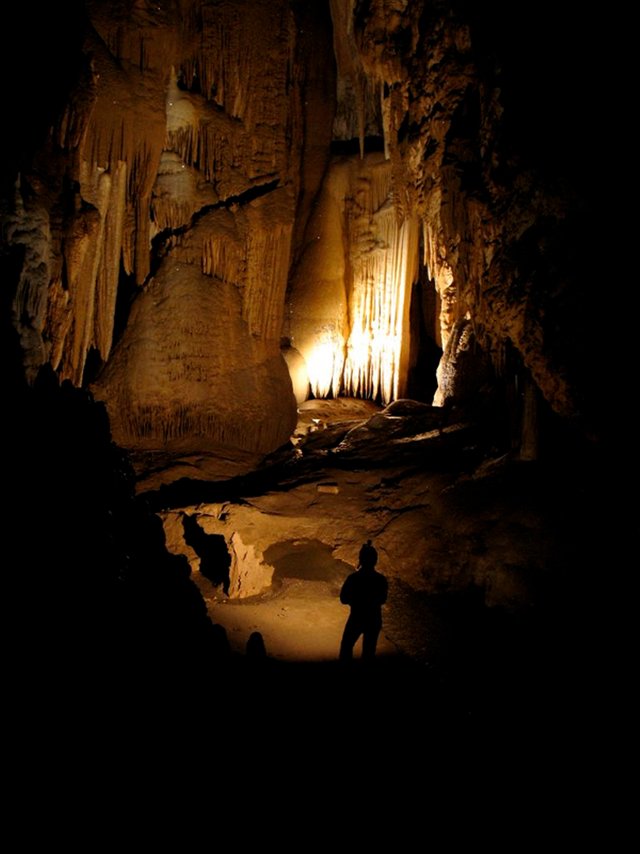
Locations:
4;362;612;813
330;136;385;156
182;514;231;594
265;538;351;586
0;4;88;196
406;268;442;402
5;363;230;707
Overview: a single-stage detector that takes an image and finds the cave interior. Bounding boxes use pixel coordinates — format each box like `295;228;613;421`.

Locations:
1;1;619;791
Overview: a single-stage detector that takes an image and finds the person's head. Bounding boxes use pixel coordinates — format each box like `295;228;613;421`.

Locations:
246;631;267;658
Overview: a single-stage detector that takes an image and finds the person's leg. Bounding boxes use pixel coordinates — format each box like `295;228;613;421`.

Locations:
362;625;381;660
339;617;362;660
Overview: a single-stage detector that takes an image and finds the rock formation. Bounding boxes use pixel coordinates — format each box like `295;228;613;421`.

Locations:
1;1;604;472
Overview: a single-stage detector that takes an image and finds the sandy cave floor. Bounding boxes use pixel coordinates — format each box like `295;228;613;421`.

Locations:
183;400;441;668
192;538;548;710
186;533;583;757
199;545;400;663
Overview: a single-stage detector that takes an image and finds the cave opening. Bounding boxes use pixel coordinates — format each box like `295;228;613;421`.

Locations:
406;255;441;404
266;539;352;586
330;136;386;156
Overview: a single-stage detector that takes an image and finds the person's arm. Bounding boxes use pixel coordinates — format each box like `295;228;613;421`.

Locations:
340;575;354;605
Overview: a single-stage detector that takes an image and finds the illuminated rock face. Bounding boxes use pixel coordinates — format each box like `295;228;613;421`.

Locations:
2;0;600;460
288;153;420;404
92;260;296;458
4;0;309;463
162;509;275;600
329;1;598;423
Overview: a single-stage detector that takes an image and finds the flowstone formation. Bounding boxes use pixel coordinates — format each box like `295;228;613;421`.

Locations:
288;152;420;405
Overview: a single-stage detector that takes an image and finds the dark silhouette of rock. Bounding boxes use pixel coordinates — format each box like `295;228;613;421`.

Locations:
6;365;219;695
209;622;231;659
182;514;231;595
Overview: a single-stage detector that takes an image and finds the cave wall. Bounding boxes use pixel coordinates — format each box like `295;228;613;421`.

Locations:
329;0;599;426
2;0;326;462
1;0;603;461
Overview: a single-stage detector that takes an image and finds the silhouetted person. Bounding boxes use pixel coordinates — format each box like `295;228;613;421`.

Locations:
246;631;267;659
339;543;387;661
358;538;378;569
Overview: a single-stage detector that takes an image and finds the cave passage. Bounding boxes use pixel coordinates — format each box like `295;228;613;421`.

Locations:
266;539;352;585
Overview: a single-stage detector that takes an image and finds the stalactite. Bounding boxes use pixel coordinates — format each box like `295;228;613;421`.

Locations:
40;19;171;384
92;0;185;76
344;205;419;403
170;191;295;344
380;80;391;160
164;112;276;199
61;167;124;384
333;0;580;417
290;153;419;405
94;161;127;361
179;0;294;133
328;0;382;149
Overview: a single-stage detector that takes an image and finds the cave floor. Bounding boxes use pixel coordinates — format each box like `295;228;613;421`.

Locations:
153;397;602;737
26;397;605;815
204;561;400;662
195;528;567;729
137;392;615;782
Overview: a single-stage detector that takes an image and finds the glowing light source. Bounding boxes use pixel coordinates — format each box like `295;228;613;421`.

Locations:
305;337;345;399
343;215;420;403
288;156;421;406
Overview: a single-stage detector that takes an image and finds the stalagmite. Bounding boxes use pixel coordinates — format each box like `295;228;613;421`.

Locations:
91;260;297;463
344;205;420;403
